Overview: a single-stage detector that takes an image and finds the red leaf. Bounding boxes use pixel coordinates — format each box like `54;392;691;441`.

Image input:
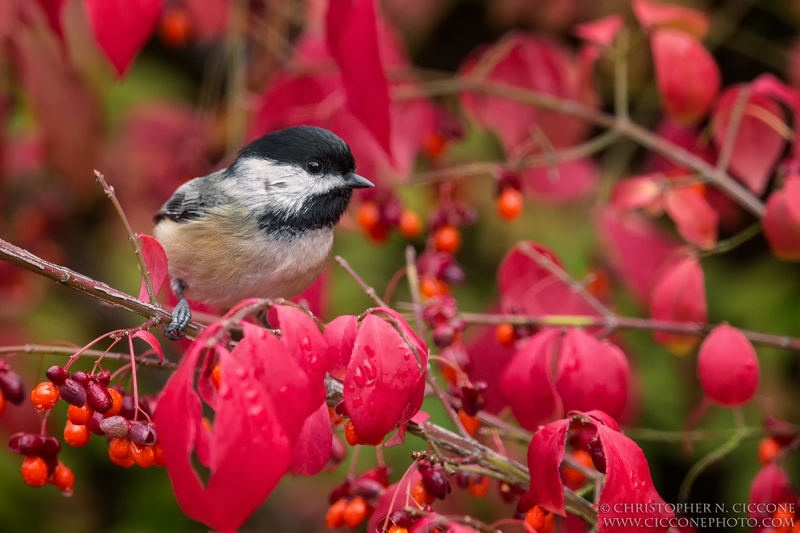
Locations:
522;158;599;201
326;0;392;156
323;314;358;381
748;464;797;533
611;175;663;211
785;176;800;224
556;332;629;421
597;208;681;304
712;87;785;195
461;34;594;153
84;0;164;77
466;325;517;415
498;242;601;318
646;119;717;176
343;313;426;445
155;324;318;532
290;403;332;476
664;187;719;249
649;255;707;354
136;234;168;302
500;330;562;431
651;29;719;125
593;420;672;533
763;189;800;261
521;418;570;515
273;305;329;404
633;0;709;38
130;330;164;365
574;15;624;48
12;3;103;192
584;409;621;432
697;325;759;407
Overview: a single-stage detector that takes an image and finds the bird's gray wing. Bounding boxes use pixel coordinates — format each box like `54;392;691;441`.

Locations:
153;178;208;224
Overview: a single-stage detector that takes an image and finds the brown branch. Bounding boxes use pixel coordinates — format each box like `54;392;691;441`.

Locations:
0;344;176;370
334;255;389;307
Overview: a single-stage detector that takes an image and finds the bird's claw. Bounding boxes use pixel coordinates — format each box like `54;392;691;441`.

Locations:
164;299;191;340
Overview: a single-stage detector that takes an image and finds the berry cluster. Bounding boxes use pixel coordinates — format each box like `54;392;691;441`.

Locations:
422;295;465;350
0;361;25;415
357;186;423;242
417;251;465;299
326;466;389;529
8;433;74;495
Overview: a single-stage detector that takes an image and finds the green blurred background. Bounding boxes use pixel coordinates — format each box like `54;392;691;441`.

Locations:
0;0;799;531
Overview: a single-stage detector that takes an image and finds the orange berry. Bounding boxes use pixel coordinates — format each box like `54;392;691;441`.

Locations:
328;407;344;426
30;382;59;411
0;390;5;416
388;526;409;533
586;269;611;300
357;202;381;232
411;480;435;506
211;362;222;390
153;442;165;467
343;496;368;528
325;498;348;529
51;462;75;494
541;511;556;533
497;188;523;221
562;449;593;488
159;7;192;48
64;421;90;447
420;277;449;299
202;417;213;432
458;409;480;436
108;438;131;461
525;506;547;532
399;210;423;239
67;404;94;426
758;437;782;465
468;475;489;498
440;364;459;385
20;456;48;487
433;225;461;254
495;323;516;347
131;443;155;468
424;132;448;158
105;389;122;417
110;454;135;468
344;420;360;446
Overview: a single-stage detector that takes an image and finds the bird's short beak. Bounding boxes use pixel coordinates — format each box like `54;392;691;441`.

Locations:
345;173;374;189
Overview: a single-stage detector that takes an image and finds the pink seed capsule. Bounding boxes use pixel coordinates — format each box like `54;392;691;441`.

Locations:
58;379;87;407
86;380;112;413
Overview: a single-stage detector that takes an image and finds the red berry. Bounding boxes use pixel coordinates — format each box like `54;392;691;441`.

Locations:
342;496;368;528
45;366;69;385
67;404;94;426
108;438;131;461
467;475;489;498
21;456;49;487
110;454;135;468
63;421;90;447
758;437;781;465
525;506;555;533
433;225;461;254
562;450;593;488
411;480;435;506
325;498;348;529
159;7;192;48
420;277;448;299
399;210;423;239
153;442;165;467
424;132;448;159
344;420;360;446
30;382;59;411
495;323;516;347
388;526;409;533
457;409;480;436
51;461;75;495
131;443;155;468
497;188;523;221
105;389;123;417
211;362;222;390
357;202;381;232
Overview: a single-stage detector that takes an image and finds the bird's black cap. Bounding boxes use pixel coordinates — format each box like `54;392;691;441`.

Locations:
237;125;356;176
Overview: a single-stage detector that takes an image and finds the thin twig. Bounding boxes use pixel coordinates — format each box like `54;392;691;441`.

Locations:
614;28;629;122
334;256;389;307
94;171;157;304
0;344;175;370
715;85;752;172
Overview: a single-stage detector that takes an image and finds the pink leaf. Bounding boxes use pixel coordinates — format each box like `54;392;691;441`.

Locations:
323;315;358;381
664;187;719;249
522;158;599;201
500;330;562;431
574;15;624;48
136;234;168;301
785;176;800;224
84;0;164;77
649;255;707;354
273;305;329;406
712;87;785;195
522;418;571;515
130;330;164;365
748;464;797;533
290;403;332;476
597;208;681;304
556;332;629;421
326;0;392;156
763;189;800;261
611;175;663;210
697;325;760;407
633;0;710;38
651;29;720;125
593;420;672;533
466;325;517;414
343;313;426;445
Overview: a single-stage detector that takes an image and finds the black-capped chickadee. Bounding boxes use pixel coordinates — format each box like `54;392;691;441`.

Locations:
153;125;374;338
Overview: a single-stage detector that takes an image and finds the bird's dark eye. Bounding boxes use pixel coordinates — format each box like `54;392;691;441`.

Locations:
306;160;323;174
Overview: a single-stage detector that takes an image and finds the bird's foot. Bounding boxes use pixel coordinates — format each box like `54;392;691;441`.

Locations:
164;298;191;340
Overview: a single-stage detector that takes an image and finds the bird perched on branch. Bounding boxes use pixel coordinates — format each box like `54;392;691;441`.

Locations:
153;125;373;338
